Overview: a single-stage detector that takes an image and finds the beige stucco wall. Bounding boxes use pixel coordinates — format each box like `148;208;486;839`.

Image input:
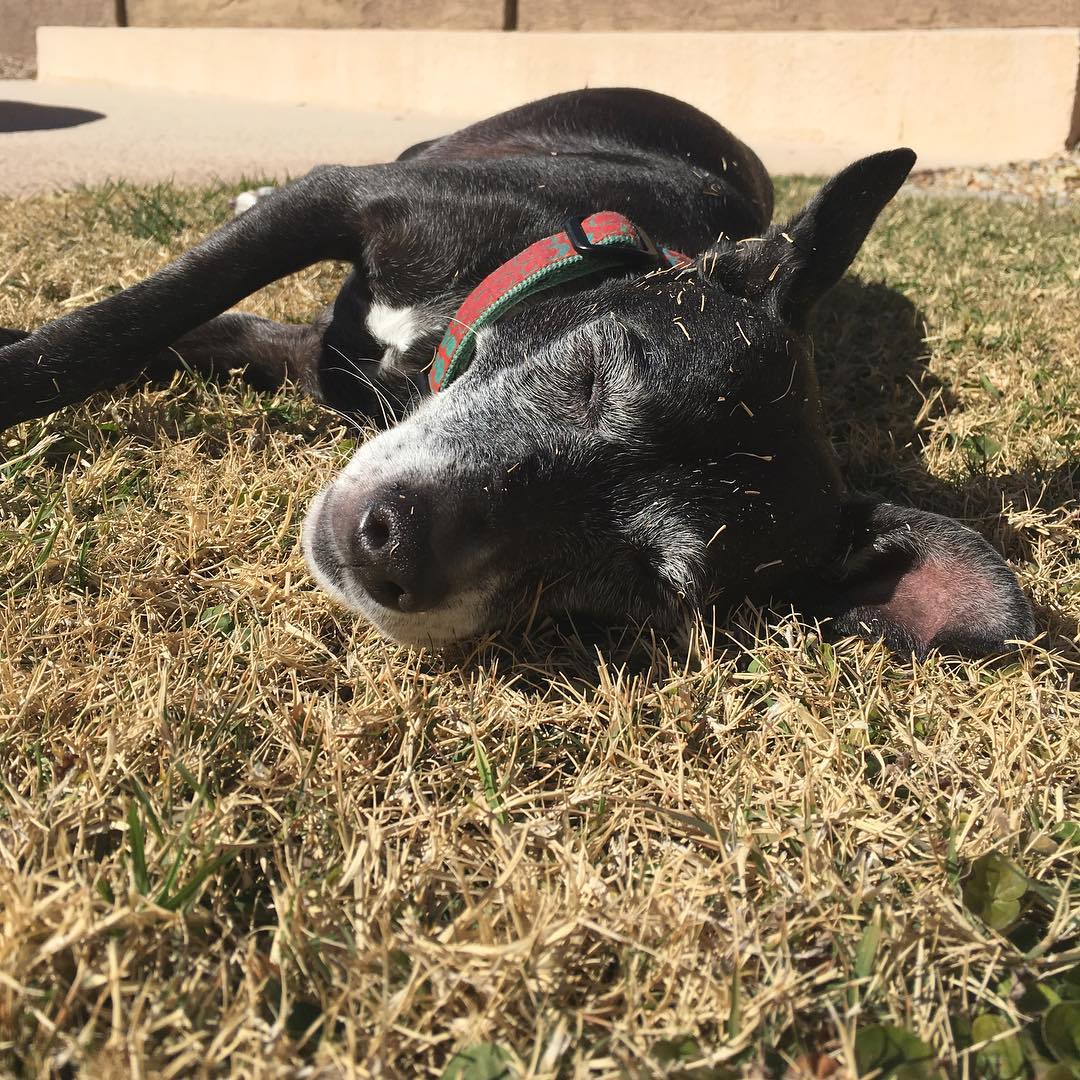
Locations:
37;26;1080;168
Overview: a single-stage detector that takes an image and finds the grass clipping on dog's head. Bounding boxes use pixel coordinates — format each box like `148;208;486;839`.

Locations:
0;179;1078;1077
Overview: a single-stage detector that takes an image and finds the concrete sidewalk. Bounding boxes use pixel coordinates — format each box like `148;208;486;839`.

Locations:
0;77;929;196
0;77;865;196
0;80;470;195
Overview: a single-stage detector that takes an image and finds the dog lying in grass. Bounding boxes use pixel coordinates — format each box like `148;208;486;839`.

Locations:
0;88;1034;655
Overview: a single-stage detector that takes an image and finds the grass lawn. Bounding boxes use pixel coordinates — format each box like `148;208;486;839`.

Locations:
0;178;1077;1078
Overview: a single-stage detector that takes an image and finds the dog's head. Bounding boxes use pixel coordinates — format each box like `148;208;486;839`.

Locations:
304;150;1034;656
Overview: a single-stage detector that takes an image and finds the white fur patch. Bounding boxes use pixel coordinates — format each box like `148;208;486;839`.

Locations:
230;185;276;217
366;304;419;353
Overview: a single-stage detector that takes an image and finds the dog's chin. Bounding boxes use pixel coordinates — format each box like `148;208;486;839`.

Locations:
301;490;502;646
337;582;499;646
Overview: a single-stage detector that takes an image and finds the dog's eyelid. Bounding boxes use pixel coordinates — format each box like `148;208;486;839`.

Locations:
568;354;603;422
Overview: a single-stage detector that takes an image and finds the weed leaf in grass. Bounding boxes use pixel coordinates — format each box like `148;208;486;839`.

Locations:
653;1035;738;1079
1043;1003;1080;1065
127;801;150;895
962;432;1003;466
199;604;235;637
441;1042;514;1079
962;852;1028;931
854;1025;939;1078
1053;821;1080;848
654;1035;701;1065
849;908;882;1007
971;1014;1025;1079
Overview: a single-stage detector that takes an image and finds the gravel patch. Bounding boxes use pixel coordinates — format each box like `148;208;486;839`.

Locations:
0;55;35;80
905;148;1080;206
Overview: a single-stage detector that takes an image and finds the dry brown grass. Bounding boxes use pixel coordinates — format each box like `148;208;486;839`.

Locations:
0;179;1078;1078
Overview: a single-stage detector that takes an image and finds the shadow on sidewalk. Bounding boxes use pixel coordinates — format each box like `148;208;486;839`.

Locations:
0;101;104;133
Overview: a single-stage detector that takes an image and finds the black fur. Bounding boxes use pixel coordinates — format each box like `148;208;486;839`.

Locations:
0;88;1034;655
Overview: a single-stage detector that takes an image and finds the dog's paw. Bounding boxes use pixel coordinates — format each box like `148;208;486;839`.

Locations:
230;185;277;217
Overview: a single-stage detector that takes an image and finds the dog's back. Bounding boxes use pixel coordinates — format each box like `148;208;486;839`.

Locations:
401;88;773;224
314;89;779;411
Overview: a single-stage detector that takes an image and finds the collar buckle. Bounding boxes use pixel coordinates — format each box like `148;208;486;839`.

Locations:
561;214;660;265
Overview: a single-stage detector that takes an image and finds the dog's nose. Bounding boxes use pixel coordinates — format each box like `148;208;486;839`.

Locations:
334;488;447;612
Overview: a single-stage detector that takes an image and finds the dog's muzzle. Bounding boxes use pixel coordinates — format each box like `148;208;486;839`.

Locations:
303;469;505;643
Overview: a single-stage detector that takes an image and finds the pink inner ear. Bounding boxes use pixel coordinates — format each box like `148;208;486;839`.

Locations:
879;557;991;647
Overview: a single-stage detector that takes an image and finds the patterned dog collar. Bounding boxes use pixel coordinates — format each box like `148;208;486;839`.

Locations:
428;211;690;393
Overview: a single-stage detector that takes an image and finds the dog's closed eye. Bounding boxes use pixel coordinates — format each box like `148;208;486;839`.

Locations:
559;317;648;426
579;361;604;424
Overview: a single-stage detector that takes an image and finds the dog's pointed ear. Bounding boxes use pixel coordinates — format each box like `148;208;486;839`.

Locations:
699;149;916;324
803;499;1034;659
770;148;916;315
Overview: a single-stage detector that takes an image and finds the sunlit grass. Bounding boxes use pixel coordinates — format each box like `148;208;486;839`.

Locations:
0;179;1077;1076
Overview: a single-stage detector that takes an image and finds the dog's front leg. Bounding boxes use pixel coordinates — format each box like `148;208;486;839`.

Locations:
0;165;366;431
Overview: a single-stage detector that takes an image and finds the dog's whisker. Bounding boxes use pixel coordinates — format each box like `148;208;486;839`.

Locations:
322;362;393;427
317;401;366;435
322;346;405;427
326;341;421;416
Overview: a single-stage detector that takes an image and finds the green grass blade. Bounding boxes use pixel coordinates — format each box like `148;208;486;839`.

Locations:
159;851;236;912
473;737;506;825
127;801;150;896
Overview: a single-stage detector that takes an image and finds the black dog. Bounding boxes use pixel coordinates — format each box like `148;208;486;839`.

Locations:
0;88;1034;655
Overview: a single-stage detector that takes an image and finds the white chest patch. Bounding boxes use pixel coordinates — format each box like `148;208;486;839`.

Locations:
366;303;419;353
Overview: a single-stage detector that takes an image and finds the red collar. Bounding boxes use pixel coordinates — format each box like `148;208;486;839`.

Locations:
428;211;690;393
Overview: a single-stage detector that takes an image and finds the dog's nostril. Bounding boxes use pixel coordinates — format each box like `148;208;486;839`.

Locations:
339;488;449;614
366;577;406;610
359;506;392;552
